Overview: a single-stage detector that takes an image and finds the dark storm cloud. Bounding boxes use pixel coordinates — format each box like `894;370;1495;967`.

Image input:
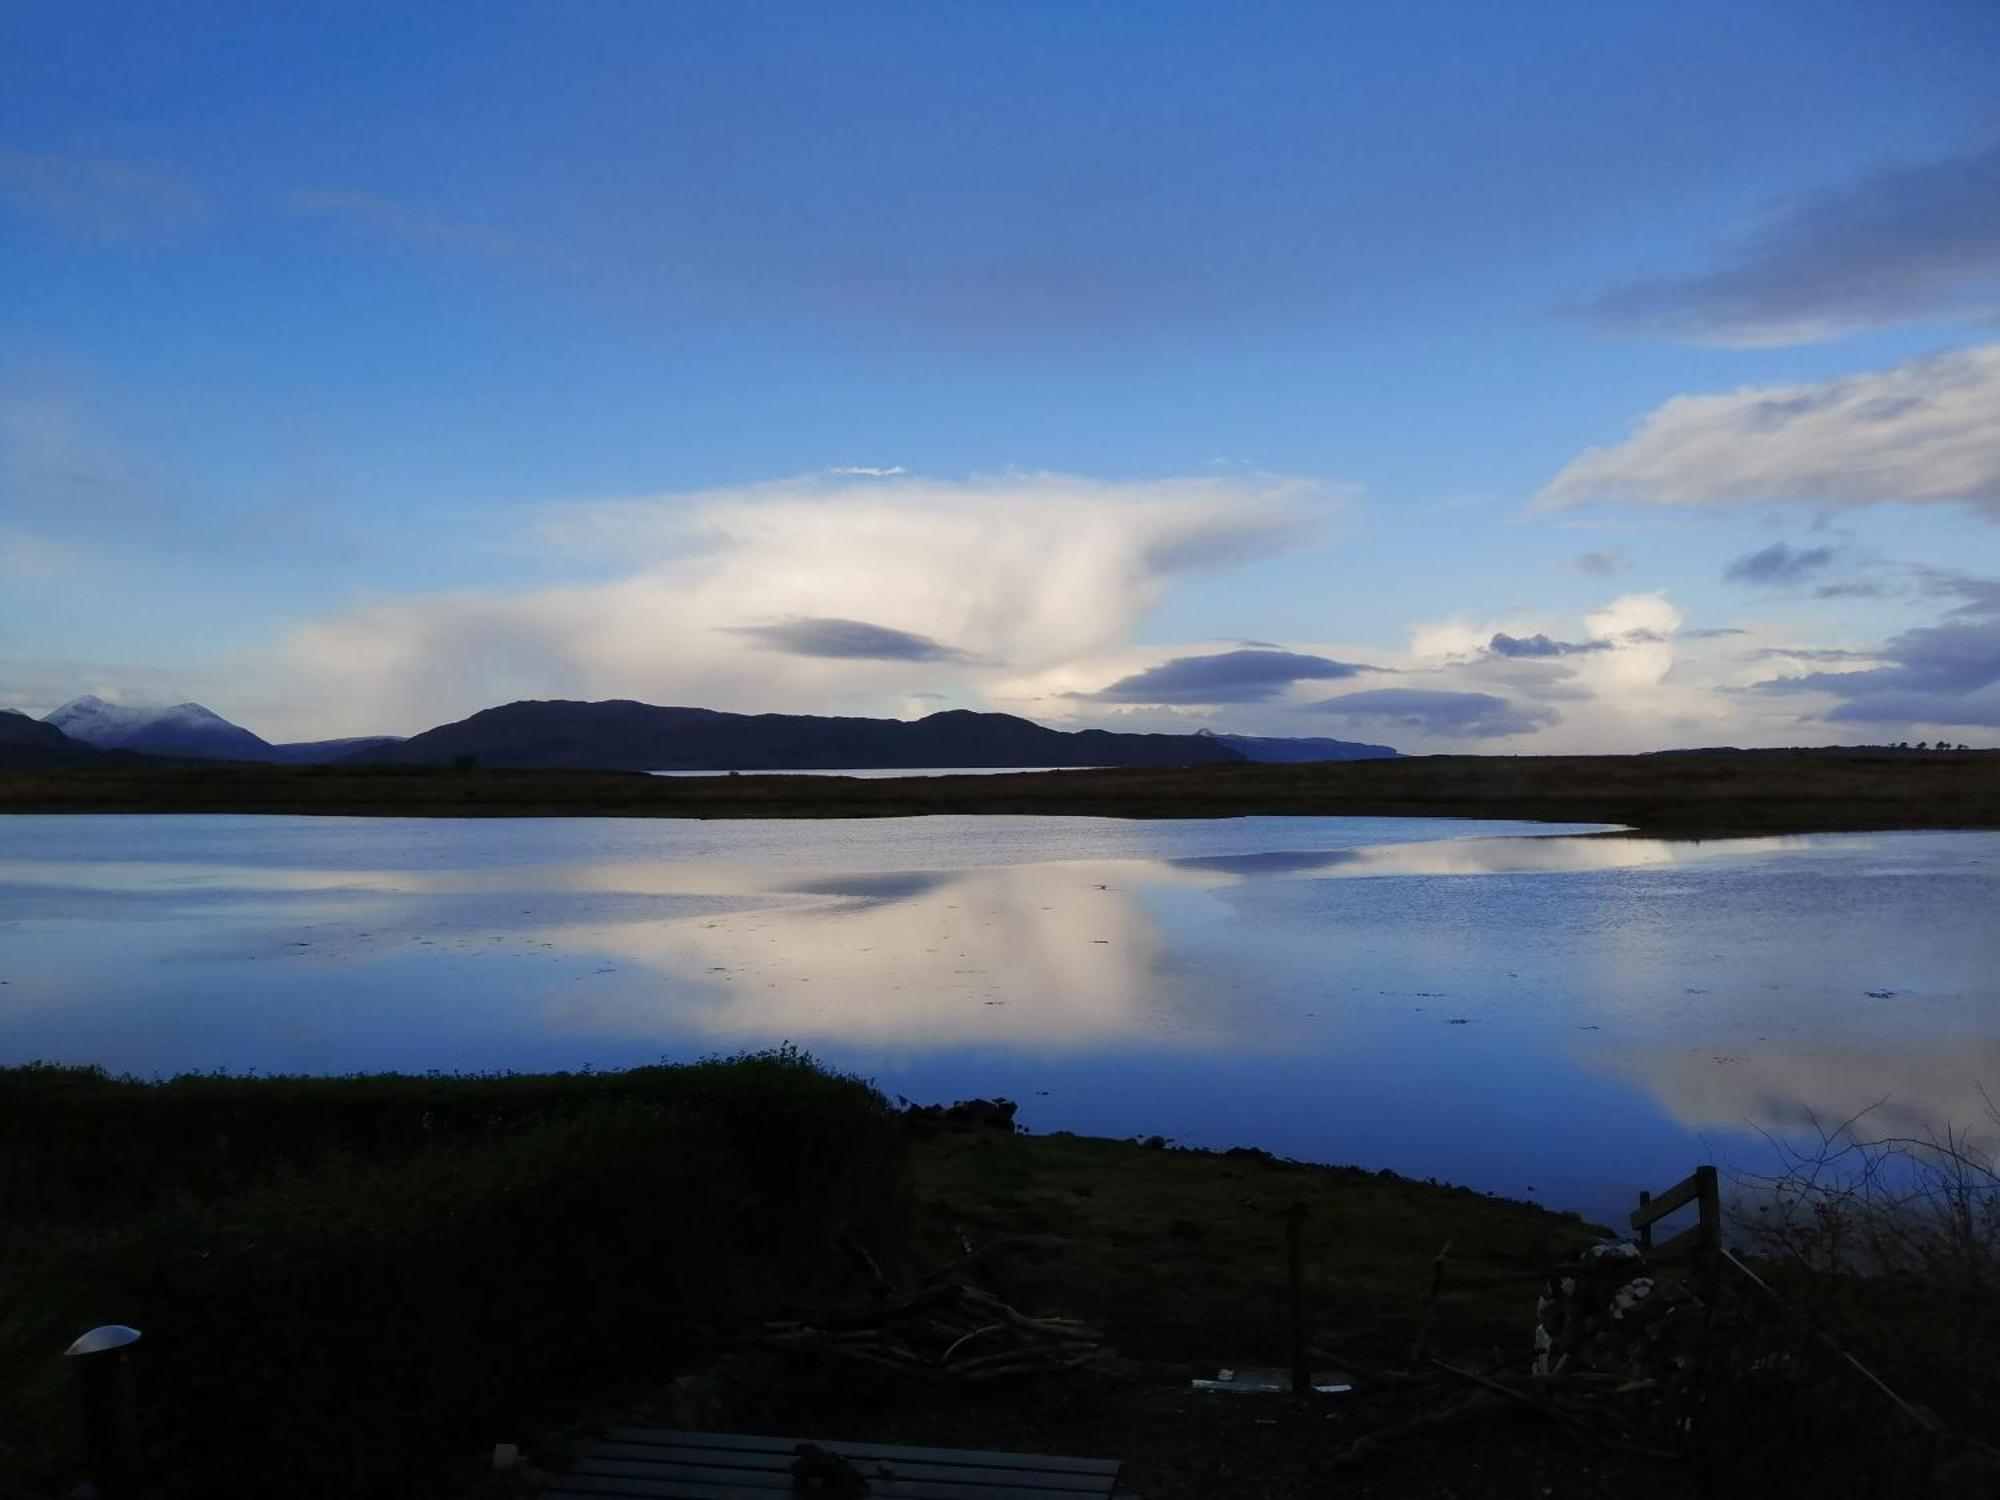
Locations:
1725;542;1835;586
1304;687;1557;739
725;616;976;663
1085;648;1374;704
1579;138;2000;345
1488;631;1610;659
1755;618;2000;728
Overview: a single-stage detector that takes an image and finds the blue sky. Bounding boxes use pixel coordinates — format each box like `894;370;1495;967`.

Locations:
4;1;1999;748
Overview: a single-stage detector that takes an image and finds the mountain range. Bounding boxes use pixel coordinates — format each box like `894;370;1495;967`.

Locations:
349;699;1395;770
6;695;1399;771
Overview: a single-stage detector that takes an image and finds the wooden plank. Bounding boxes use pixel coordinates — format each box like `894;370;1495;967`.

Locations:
582;1443;1113;1493
602;1428;1121;1478
572;1456;1103;1500
542;1475;794;1500
572;1457;786;1490
1629;1170;1703;1229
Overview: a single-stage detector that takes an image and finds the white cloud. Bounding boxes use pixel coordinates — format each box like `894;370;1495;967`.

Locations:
1378;592;1843;753
283;471;1328;737
1540;345;2000;519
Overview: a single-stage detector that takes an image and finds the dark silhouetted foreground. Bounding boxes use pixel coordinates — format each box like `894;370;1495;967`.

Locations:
5;747;1998;835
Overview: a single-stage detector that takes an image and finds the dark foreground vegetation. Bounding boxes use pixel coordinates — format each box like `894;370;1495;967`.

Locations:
5;746;2000;834
0;1054;1622;1499
0;1052;903;1498
5;1056;1993;1498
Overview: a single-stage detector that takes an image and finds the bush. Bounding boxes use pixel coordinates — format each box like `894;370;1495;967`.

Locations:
0;1048;893;1224
4;1051;904;1498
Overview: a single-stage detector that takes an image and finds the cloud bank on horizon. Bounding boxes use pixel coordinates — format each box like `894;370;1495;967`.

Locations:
3;4;1998;751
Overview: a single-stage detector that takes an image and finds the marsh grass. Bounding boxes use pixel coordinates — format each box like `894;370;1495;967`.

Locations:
1731;1095;2000;1439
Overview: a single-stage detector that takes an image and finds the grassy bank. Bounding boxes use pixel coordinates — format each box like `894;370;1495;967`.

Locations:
903;1127;1597;1368
3;746;1999;834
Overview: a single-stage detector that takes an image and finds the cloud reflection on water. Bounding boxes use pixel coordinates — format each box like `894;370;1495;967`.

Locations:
541;860;1179;1046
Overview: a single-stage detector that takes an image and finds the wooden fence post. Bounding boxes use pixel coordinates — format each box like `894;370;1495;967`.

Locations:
1694;1164;1721;1295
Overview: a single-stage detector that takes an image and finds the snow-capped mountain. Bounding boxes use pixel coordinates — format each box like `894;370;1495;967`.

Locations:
44;695;274;760
39;696;404;762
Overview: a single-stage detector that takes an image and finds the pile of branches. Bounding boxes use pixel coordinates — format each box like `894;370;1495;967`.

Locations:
761;1237;1108;1383
1321;1353;1682;1467
1317;1238;1697;1469
763;1281;1106;1382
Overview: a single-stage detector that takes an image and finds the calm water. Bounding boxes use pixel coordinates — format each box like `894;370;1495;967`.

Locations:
3;813;1995;1222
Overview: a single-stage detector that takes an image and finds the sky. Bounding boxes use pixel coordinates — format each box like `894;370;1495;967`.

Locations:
4;1;2000;752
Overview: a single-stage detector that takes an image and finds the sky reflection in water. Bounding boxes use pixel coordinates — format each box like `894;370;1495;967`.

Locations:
2;814;1995;1223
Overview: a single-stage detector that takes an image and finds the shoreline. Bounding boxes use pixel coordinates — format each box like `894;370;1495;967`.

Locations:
3;747;1998;836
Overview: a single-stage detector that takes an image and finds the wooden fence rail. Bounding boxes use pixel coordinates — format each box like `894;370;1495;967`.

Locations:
1630;1163;1720;1293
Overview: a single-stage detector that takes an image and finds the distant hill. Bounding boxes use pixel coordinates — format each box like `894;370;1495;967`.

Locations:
349;700;1252;771
1200;729;1399;763
1;710;105;769
41;696;401;764
266;736;406;765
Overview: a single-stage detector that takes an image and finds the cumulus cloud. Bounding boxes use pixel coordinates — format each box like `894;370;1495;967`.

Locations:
1081;647;1373;704
283;470;1326;736
1724;542;1836;586
1580;137;2000;346
1303;688;1557;739
1488;632;1609;659
1540;344;2000;519
726;616;976;663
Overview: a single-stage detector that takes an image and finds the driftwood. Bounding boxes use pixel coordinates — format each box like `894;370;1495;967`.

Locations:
762;1243;1110;1383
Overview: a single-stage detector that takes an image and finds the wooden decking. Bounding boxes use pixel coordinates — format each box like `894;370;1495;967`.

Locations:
540;1427;1127;1499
